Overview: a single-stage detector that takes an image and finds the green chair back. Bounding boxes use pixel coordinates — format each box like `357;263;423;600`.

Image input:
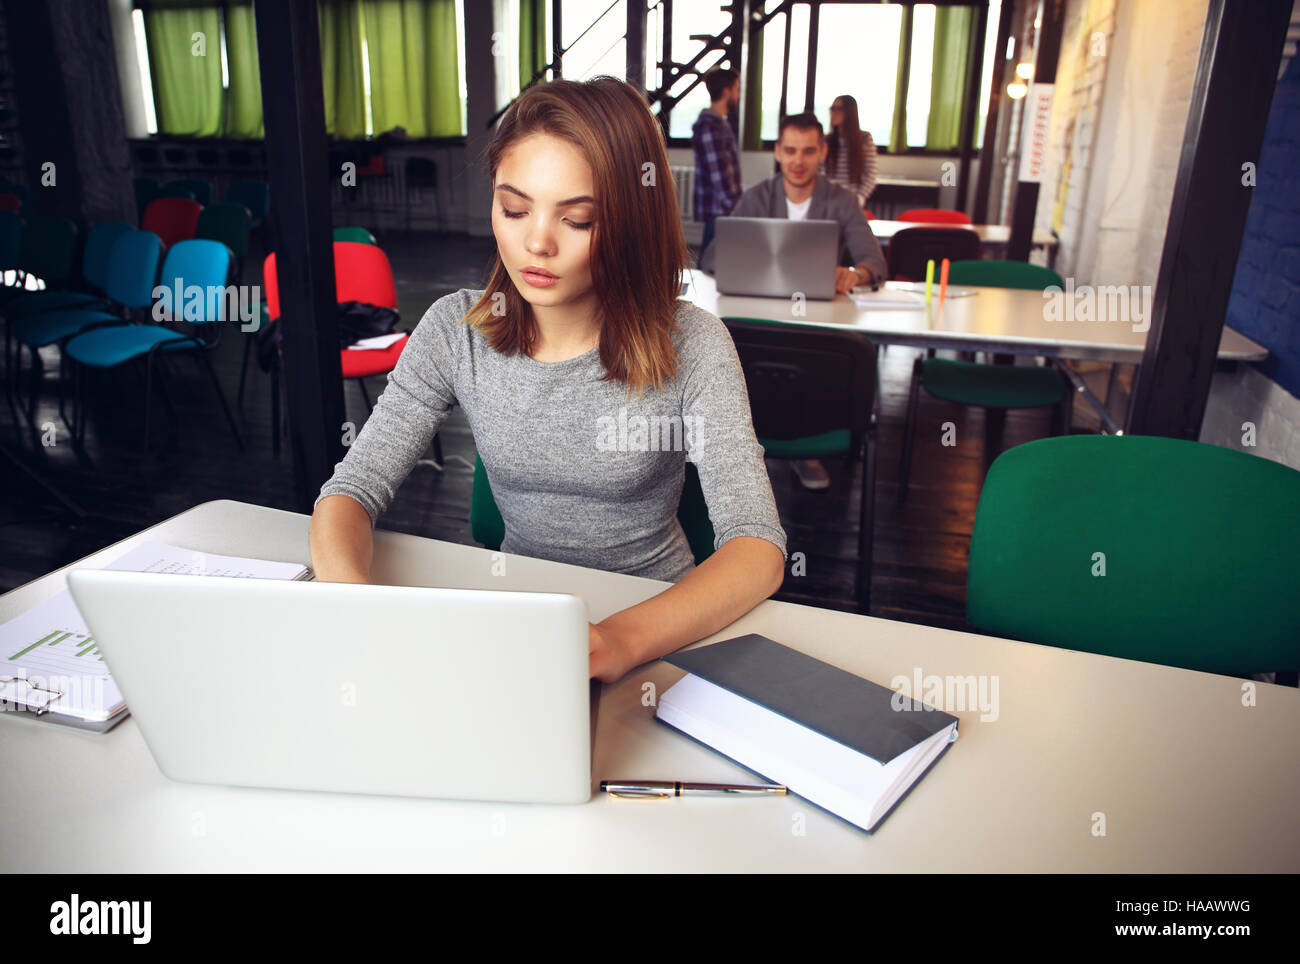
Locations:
334;226;376;245
471;453;716;566
946;259;1064;290
196;202;252;259
967;435;1300;675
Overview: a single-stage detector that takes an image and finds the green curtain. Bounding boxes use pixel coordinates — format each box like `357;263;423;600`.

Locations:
888;4;913;154
362;0;462;137
520;0;547;89
319;0;367;137
224;1;264;138
925;5;977;151
144;5;225;136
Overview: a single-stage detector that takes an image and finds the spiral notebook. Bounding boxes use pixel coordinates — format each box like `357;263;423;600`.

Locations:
0;542;312;732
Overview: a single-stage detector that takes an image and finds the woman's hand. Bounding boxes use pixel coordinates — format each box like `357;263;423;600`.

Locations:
589;621;634;683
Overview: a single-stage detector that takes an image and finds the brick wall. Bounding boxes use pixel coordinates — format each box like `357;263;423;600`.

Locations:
1200;47;1300;469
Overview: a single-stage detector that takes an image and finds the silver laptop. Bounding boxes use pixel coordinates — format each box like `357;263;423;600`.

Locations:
714;216;841;300
65;570;593;805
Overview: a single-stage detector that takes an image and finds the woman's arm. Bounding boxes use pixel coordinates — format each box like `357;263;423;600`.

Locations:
589;535;784;681
309;494;375;584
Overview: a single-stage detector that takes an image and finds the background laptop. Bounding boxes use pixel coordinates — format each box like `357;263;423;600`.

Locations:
65;570;593;805
714;216;841;300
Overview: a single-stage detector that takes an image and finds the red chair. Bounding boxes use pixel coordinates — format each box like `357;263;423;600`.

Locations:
898;208;973;225
863;209;876;221
261;242;426;459
0;193;21;213
141;197;202;249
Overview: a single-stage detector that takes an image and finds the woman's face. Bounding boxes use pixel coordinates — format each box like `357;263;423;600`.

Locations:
492;132;597;315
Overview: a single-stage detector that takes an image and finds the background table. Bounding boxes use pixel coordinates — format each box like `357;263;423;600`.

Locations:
684;270;1267;364
866;218;1060;265
2;500;1297;871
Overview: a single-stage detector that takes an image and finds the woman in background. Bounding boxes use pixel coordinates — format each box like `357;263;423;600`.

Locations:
823;95;878;209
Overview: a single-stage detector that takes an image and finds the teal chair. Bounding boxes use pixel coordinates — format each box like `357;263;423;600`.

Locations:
967;435;1300;676
162;178;213;206
471;453;717;567
8;229;161;437
64;239;245;458
333;226;377;245
898;259;1071;505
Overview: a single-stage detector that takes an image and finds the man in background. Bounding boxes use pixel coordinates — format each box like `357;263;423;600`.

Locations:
700;112;887;490
692;68;743;267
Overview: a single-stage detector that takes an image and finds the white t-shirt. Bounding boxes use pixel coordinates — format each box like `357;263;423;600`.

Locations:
785;196;812;221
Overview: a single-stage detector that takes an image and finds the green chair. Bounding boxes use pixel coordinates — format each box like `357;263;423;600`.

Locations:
967;435;1300;676
471;453;717;567
946;259;1063;290
196;202;252;280
333;226;376;245
0;215;78;304
898;259;1071;505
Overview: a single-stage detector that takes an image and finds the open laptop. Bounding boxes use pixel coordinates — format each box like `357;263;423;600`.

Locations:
65;570;593;805
714;216;841;300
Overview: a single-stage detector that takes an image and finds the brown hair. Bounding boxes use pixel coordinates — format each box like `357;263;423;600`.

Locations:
463;76;689;399
827;94;865;186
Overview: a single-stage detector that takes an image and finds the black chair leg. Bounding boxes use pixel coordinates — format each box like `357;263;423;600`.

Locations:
271;365;280;459
357;377;372;413
198;352;246;451
432;433;443;465
983;407;1006;477
856;433;877;615
237;335;252;411
897;355;923;506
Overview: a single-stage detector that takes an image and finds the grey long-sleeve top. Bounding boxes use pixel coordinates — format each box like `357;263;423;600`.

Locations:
699;173;888;282
314;288;788;582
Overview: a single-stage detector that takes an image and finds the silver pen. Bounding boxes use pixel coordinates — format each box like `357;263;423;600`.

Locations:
601;780;787;799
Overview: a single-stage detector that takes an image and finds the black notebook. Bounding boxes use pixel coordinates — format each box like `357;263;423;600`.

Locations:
658;634;959;833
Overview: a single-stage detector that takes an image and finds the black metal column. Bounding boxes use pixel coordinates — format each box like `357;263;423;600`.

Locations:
253;0;345;511
1006;0;1064;261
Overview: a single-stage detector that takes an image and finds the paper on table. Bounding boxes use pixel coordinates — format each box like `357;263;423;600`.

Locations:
883;281;978;298
347;332;406;351
847;288;928;309
0;542;311;722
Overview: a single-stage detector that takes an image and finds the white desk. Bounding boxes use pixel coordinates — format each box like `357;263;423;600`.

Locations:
685;270;1268;364
2;500;1297;871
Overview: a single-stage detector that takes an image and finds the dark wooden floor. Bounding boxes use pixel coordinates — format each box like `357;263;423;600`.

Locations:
1;230;1129;636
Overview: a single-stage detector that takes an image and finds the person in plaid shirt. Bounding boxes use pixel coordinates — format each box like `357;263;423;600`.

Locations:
692;68;742;267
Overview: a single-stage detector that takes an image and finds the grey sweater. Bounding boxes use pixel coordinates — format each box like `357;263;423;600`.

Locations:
314;288;788;582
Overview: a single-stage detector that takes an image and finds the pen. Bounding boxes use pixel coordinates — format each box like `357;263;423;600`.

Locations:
925;259;935;305
939;257;950;302
601;780;787;799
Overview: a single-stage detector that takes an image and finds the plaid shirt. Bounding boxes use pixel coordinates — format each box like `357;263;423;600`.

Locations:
692;108;742;221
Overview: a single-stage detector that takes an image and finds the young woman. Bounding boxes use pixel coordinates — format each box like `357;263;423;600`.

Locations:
309;76;787;683
824;95;878;208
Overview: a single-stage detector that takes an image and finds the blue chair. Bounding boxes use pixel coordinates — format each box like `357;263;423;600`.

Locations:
9;230;163;438
64;239;245;457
